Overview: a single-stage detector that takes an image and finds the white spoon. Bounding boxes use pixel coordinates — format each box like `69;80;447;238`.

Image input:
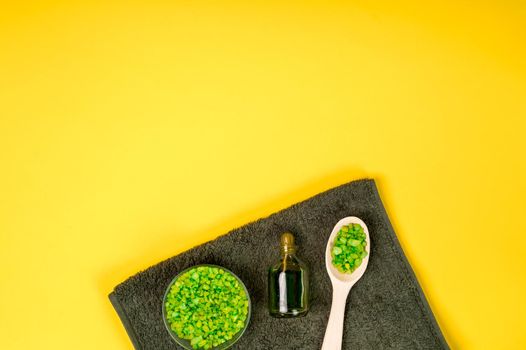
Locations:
321;216;371;350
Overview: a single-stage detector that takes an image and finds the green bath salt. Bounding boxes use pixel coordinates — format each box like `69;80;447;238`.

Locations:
331;224;368;273
164;266;249;349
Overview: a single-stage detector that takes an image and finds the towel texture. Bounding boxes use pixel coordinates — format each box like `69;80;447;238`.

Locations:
109;179;449;349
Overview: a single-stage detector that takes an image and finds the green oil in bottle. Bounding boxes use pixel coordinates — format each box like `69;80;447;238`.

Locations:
268;232;309;317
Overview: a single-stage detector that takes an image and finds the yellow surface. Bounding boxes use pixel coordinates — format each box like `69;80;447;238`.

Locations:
1;1;525;349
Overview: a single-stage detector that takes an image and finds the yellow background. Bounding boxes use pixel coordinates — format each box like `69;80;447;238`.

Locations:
1;1;525;349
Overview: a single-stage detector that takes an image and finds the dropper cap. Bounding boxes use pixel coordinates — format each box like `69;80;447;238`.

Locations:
280;232;296;254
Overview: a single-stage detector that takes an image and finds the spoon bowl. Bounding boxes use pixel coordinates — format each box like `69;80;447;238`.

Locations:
321;216;371;350
325;216;371;285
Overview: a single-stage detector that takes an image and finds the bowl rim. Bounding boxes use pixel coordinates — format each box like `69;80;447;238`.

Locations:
162;264;252;350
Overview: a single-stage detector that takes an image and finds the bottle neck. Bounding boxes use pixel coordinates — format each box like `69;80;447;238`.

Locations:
280;246;296;256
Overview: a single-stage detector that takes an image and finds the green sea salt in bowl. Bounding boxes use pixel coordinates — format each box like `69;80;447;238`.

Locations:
163;265;251;350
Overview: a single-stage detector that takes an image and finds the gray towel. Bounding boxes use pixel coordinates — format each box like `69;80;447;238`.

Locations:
109;179;449;349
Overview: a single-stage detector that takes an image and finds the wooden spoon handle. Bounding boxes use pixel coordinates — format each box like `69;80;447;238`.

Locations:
321;285;351;350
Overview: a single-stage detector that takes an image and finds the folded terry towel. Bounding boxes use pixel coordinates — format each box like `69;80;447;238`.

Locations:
109;179;449;349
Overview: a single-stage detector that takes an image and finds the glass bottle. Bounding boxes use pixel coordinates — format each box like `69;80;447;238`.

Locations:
268;232;309;317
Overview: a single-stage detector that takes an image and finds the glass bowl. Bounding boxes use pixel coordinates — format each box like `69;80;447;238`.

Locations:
162;264;252;350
